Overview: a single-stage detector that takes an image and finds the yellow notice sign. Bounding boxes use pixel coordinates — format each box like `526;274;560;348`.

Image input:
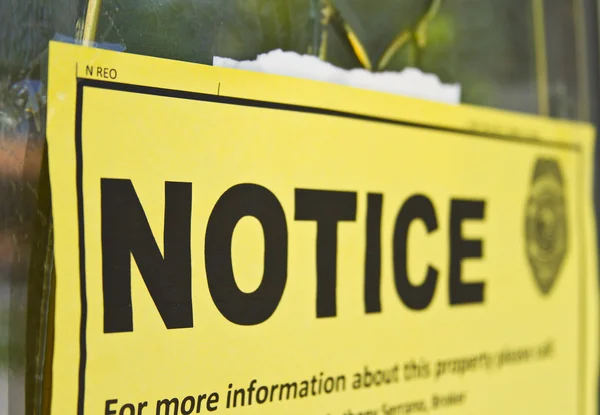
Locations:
47;42;598;415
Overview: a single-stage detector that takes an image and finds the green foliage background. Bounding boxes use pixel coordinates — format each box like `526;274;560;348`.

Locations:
91;0;545;115
0;0;583;121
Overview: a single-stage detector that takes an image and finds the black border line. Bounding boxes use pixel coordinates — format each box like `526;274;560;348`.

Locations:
77;78;581;151
73;77;586;414
75;80;88;415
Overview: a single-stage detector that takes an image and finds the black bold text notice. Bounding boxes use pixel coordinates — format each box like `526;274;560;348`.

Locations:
101;178;193;333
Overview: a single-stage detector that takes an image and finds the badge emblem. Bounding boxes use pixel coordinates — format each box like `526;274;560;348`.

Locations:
525;158;567;295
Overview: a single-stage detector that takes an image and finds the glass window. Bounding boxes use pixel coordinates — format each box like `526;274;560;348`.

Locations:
0;1;597;414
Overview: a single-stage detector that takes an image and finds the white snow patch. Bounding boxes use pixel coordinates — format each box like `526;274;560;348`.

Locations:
213;49;460;104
